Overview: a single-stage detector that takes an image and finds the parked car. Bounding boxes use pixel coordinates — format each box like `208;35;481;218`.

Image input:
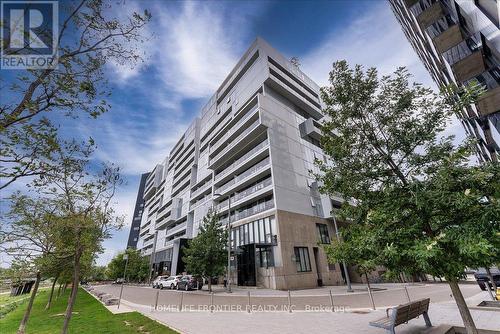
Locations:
113;278;124;284
177;275;203;291
152;275;168;289
474;268;500;290
159;275;182;290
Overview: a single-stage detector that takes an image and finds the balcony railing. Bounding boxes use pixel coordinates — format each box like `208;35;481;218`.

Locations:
216;177;272;211
220;198;274;225
215;139;269;182
216;157;270;194
209;105;259;154
209;119;260;165
191;181;212;199
442;34;481;66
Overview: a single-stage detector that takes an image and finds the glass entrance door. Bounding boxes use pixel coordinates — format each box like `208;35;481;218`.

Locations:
237;244;256;286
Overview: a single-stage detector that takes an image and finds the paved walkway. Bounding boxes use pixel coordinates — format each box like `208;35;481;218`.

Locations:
90;283;499;333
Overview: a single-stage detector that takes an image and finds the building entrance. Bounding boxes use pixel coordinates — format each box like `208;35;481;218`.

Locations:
237;244;256;286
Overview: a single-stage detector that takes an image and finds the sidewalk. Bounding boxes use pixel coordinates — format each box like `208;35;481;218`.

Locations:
116;290;499;334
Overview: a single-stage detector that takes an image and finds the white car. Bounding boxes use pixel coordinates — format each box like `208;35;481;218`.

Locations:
152;275;168;289
159;275;182;289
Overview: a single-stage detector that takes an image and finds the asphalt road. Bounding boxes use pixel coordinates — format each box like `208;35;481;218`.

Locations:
93;283;482;311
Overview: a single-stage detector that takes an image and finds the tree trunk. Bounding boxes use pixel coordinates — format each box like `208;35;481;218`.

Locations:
61;249;82;334
485;267;498;292
208;280;212;293
62;282;68;293
56;283;62;299
17;271;41;334
45;275;59;310
448;279;478;334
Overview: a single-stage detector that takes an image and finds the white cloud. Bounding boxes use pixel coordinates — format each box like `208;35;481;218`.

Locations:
301;2;435;89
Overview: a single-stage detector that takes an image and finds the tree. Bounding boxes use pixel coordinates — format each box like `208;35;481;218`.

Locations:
28;139;123;334
183;210;227;292
316;61;498;334
106;249;149;282
0;0;151;189
2;194;69;333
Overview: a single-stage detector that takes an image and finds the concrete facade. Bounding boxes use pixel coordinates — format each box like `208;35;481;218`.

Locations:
389;0;500;162
135;38;356;290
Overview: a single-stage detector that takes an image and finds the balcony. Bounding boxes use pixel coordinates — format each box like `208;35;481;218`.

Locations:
166;221;187;238
216;177;273;212
415;0;443;28
208;117;266;168
155;209;173;230
216;157;271;196
452;50;486;82
214;139;269;183
477;86;500;117
220;197;274;225
299;118;322;141
209;104;259;155
191;181;212;200
431;24;464;53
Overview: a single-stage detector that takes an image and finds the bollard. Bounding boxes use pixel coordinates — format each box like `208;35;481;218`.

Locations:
288;290;292;313
329;290;335;312
247;291;251;313
179;291;184;312
404;286;411;303
117;284;125;309
367;285;376;310
210;292;214;313
154;289;160;311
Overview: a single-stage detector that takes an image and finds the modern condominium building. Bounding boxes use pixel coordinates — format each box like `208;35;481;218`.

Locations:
135;38;364;290
389;0;500;162
127;172;149;249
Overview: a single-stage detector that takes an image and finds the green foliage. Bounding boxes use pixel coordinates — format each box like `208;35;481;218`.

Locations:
0;289;177;333
106;249;149;282
0;1;151;190
317;61;499;282
183;210;227;284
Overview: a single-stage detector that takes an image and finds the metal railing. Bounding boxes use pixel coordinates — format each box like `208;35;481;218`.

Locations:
210;105;259;154
216;157;270;195
216;177;272;211
210;119;261;165
215;139;269;182
220;198;274;225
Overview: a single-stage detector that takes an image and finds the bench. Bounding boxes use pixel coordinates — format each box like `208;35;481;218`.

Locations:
369;298;432;334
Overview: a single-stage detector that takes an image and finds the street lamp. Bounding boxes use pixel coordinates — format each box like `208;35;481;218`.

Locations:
117;253;129;309
147;230;159;285
332;213;354;293
214;192;232;293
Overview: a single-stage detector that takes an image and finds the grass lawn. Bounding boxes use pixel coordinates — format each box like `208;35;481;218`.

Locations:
0;288;178;334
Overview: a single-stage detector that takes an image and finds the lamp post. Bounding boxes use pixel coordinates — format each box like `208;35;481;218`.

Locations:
214;192;232;293
147;230;159;285
118;253;129;309
332;213;353;292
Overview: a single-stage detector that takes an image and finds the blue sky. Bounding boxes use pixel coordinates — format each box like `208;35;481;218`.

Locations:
0;0;466;267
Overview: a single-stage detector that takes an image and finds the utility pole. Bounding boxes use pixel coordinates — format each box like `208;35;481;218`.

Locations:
332;213;353;292
214;192;233;293
118;253;129;309
148;230;159;285
227;195;232;293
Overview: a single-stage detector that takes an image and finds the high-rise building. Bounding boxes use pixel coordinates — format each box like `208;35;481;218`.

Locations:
127;172;149;249
389;0;500;162
135;38;365;290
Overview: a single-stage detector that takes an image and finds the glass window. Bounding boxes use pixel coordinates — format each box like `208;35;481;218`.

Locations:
294;247;311;272
257;246;274;268
249;222;254;243
259;219;265;242
316;224;330;244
